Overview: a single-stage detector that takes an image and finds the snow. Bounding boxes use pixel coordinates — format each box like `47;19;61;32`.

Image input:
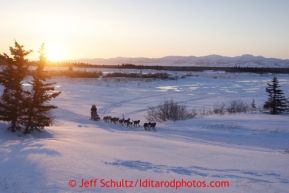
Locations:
0;71;289;192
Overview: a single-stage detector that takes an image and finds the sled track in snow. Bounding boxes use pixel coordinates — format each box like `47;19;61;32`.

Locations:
98;93;167;116
98;93;216;116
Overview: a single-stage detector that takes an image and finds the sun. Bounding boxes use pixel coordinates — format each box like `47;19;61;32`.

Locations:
45;42;65;61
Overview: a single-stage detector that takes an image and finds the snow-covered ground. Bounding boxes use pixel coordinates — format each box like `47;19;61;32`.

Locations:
0;71;289;193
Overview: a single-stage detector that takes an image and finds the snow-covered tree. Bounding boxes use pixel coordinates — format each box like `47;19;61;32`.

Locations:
22;43;61;133
0;41;32;132
263;77;287;114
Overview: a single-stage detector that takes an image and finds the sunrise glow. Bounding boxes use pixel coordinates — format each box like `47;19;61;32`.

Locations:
45;42;65;61
0;1;289;60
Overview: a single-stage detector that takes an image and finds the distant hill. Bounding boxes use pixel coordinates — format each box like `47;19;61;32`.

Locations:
69;54;289;68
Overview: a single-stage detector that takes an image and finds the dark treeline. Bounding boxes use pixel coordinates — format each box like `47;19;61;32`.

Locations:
92;64;289;74
27;61;92;67
2;60;288;74
232;66;289;73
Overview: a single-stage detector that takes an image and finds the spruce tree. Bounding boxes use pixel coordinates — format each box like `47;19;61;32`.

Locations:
22;43;61;133
0;41;32;132
263;77;287;114
251;99;256;109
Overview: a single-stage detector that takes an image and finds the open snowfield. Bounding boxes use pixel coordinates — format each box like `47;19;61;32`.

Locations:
0;70;289;193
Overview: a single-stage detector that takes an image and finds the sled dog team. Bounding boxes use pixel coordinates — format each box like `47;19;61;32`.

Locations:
91;105;156;130
103;116;156;131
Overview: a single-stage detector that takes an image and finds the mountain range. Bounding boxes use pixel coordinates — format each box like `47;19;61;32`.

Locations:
70;54;289;68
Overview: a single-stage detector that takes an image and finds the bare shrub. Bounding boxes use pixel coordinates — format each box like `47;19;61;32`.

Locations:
258;105;264;113
145;99;196;122
213;102;226;115
226;99;249;114
146;106;159;122
198;107;213;116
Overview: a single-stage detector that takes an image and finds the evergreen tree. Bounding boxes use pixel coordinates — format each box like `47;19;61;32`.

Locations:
251;99;256;109
0;41;32;132
263;77;287;114
22;43;61;133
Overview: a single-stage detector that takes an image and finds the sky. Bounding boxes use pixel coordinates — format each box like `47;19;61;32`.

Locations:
0;0;289;61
